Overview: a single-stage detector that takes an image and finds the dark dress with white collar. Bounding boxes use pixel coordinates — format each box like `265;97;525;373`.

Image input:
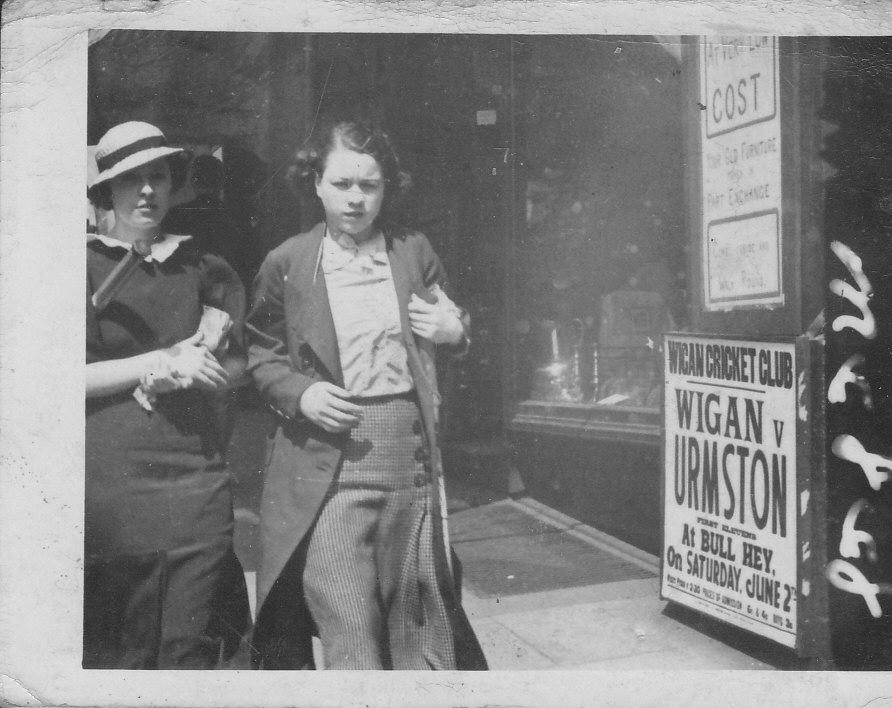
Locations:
84;235;249;669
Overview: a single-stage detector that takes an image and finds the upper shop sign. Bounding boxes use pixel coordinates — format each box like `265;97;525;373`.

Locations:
662;334;800;648
700;36;783;311
703;36;777;137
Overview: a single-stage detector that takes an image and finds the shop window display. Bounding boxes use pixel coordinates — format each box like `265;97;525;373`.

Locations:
509;37;688;438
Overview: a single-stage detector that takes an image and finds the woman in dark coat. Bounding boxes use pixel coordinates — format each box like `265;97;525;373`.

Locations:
85;121;250;668
247;120;487;670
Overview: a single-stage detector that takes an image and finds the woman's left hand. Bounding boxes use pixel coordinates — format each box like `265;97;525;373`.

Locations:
408;293;464;345
162;332;229;392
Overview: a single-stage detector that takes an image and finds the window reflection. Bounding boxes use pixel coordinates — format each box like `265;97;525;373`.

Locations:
511;37;689;411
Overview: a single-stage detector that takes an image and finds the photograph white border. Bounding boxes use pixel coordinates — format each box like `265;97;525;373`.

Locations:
2;1;891;705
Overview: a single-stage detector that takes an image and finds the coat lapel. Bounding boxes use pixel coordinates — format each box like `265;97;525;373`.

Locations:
387;234;441;409
384;233;415;346
291;224;344;387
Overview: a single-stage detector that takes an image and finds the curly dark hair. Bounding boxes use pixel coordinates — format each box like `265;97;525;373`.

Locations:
87;153;190;212
286;119;412;224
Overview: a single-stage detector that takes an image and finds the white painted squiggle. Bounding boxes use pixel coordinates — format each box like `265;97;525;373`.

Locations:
831;435;892;491
825;240;887;627
829;241;877;339
825;559;884;618
839;498;878;563
827;353;873;408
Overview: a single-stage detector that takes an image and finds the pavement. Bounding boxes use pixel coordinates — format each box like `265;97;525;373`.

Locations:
446;492;789;671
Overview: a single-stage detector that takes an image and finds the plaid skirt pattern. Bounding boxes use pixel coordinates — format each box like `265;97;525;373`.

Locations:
302;393;457;670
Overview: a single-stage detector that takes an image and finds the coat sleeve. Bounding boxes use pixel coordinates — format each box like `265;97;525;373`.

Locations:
246;248;315;419
198;252;247;355
416;233;471;358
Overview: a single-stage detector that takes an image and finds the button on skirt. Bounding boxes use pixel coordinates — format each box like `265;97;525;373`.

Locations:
302;392;457;670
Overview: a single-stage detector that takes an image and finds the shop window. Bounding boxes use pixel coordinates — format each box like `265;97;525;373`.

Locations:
509;37;688;441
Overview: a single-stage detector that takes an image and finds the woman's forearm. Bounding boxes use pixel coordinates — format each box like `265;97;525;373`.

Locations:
86;351;160;398
88;349;247;399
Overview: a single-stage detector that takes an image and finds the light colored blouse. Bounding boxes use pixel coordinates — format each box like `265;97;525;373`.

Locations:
321;230;414;398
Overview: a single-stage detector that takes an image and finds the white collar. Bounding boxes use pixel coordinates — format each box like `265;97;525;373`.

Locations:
89;233;192;263
322;229;388;270
328;229;385;255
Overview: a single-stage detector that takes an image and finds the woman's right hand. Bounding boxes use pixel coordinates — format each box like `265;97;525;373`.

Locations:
161;332;229;392
88;332;228;400
298;381;363;433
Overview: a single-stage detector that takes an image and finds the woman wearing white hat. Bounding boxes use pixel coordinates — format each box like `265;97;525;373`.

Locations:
85;121;250;668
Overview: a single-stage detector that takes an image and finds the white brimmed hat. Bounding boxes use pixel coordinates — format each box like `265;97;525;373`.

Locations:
89;121;186;192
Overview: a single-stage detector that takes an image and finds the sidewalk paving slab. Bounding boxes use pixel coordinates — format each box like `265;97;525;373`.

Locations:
463;577;773;670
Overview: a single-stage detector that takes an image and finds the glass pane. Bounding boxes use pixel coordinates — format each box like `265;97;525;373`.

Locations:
511;36;690;410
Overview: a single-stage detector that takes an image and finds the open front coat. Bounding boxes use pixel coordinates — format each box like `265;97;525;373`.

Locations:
245;223;484;668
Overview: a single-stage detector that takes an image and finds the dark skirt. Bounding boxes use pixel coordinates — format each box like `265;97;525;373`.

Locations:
82;537;250;669
302;393;463;669
84;393;251;669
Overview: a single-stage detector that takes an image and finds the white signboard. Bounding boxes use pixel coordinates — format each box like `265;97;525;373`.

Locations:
662;334;799;648
701;36;782;310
